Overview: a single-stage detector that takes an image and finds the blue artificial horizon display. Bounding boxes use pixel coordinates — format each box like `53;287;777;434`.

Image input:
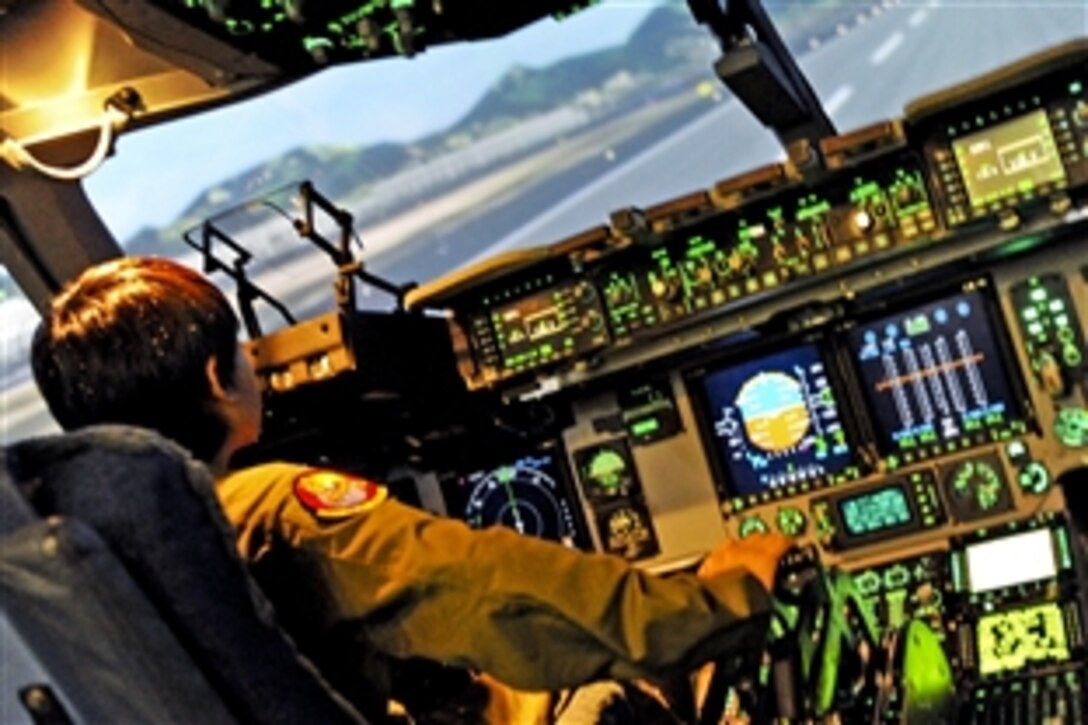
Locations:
699;343;853;497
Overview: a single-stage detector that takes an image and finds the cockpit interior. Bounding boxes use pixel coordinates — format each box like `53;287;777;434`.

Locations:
2;1;1087;722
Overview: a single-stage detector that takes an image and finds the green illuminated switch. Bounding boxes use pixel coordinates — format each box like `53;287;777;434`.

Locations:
1010;274;1085;397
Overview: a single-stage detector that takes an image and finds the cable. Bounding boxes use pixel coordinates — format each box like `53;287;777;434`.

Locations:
0;106;127;180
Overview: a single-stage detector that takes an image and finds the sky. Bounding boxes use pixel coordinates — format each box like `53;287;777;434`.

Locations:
83;1;661;243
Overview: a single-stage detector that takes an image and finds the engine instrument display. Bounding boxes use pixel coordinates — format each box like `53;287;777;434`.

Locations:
696;343;854;499
952;110;1066;212
965;528;1058;594
439;453;586;549
976;602;1071;677
847;288;1024;465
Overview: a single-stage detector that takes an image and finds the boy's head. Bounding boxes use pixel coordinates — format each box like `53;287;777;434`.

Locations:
32;256;261;465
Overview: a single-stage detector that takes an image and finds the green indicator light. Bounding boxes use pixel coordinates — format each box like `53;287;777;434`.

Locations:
1048;299;1065;313
951;553;964;592
1027;322;1044;336
797;200;831;221
905;315;931;336
631;418;660;437
1030;288;1048;302
1056;527;1074;569
1072;81;1084;94
686;241;716;258
849;181;881;202
1021;307;1038;321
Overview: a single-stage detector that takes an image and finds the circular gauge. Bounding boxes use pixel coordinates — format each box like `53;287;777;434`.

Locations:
464;462;570;542
943;457;1010;521
737;515;770;539
1018;461;1051;495
776;506;807;537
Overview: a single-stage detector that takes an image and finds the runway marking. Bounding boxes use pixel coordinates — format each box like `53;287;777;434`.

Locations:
825;85;855;116
870;32;905;65
909;9;929;26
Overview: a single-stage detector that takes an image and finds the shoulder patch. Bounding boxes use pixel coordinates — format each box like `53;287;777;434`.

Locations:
293;469;388;520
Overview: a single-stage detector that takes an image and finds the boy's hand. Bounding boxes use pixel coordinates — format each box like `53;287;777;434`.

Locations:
697;533;793;592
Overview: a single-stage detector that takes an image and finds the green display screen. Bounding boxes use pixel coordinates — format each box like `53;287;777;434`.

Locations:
976;602;1070;676
952;110;1066;209
838;485;913;537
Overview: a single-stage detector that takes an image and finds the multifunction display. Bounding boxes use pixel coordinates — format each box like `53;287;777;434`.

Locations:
838;484;913;537
847;289;1024;464
697;343;854;498
964;528;1058;594
976;602;1071;677
952;110;1065;211
490;282;607;372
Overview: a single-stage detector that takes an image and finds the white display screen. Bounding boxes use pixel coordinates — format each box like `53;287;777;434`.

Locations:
966;528;1057;594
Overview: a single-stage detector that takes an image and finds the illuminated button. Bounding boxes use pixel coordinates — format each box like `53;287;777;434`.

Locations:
1018;461;1051;494
1030;288;1048;302
1005;439;1029;463
1057;324;1074;341
1027;322;1044;336
1049;299;1065;313
884;565;911;589
1021;307;1038;321
775;507;807;537
854;570;882;595
1063;345;1083;367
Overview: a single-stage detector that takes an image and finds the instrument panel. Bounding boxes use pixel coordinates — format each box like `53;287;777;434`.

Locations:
402;41;1088;718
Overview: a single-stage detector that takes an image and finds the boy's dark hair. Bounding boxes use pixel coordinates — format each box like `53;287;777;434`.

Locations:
31;257;240;462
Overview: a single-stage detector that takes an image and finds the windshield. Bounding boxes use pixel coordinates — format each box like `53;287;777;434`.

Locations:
5;0;1086;443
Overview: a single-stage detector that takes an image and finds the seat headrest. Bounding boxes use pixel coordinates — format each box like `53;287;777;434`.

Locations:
5;424;364;724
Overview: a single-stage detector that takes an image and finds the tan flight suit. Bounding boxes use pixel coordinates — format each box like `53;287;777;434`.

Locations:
216;462;770;714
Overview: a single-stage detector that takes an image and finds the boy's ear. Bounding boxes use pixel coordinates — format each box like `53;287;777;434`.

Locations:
205;355;233;402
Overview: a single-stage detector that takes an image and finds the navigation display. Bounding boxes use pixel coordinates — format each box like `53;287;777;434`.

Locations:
953;110;1065;210
976;602;1070;677
697;343;853;497
847;289;1021;460
439;453;587;549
